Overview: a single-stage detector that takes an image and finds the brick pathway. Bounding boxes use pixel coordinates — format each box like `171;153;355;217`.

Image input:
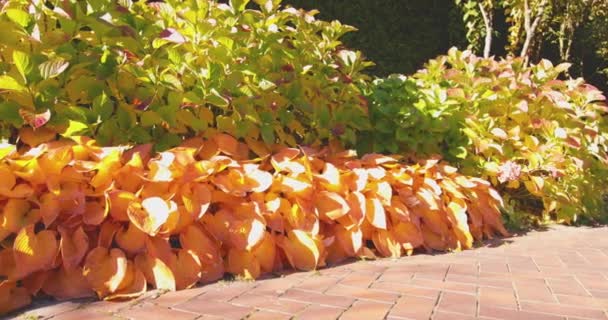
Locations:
10;225;608;320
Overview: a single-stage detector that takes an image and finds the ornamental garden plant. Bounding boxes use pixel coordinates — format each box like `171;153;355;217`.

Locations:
364;48;608;226
0;0;605;316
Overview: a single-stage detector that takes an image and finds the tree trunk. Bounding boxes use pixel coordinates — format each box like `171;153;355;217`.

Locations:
520;0;548;63
479;2;493;58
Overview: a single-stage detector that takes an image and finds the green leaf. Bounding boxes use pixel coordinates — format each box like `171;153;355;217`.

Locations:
39;58;70;79
395;127;410;142
230;0;250;12
261;124;275;144
141;111;163;127
12;50;31;82
128;126;152;143
0;102;23;126
116;106;135;129
92;93;113;121
206;89;229;108
0;75;27;93
61;120;89;137
6;9;30;27
155;133;181;152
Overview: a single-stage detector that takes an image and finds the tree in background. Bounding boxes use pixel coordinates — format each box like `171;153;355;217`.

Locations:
456;0;495;58
456;0;606;68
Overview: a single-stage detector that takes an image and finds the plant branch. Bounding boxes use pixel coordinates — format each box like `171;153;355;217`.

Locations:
478;1;493;58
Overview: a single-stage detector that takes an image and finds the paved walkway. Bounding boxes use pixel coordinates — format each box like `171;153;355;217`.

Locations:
10;225;608;320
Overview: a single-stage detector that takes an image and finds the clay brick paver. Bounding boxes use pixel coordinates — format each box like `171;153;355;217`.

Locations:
9;225;608;320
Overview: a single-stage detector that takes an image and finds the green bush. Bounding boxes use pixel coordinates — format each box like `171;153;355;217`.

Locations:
0;0;371;150
363;48;608;224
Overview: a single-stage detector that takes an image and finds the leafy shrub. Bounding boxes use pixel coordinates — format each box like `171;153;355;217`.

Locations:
364;48;608;224
0;0;371;150
0;135;507;314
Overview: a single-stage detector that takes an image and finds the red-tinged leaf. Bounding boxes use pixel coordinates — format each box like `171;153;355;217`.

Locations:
159;28;186;43
19;109;51;129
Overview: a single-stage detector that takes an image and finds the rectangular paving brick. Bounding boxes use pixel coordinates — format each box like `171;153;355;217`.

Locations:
480;286;517;309
449;274;514;288
153;287;208;307
514;279;557;303
281;289;355;309
173;300;254;319
437;292;477;316
51;310;122;320
519;301;607;319
296;275;340;293
371;281;441;299
22;301;82;319
479;305;565;320
433;311;478;320
410;278;477;295
338;300;391;320
119;303;199;320
555;294;608;309
337;271;380;288
547;278;590;296
246;310;292;320
250;277;301;296
388;295;437;319
480;261;509;274
448;263;479;277
378;269;415;283
295;305;344;320
232;293;308;314
325;284;399;304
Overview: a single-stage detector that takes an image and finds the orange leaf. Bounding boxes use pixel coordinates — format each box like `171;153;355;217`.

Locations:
0;281;31;315
98;221;120;248
229;218;266;251
315;191;350;221
106;261;147;300
243;164;272;193
128;197;174;236
373;229;402;258
83;200;108;226
42;267;94;300
214;133;240;156
175;250;202;290
278;230;320;271
108;191;136;222
39;193;60;227
83;247;128;298
13;225;58;279
391;221;424;251
181;184;211;220
335;226;362;256
18;126;54;146
22;270;48;296
179;225;224;283
116;223;147;255
0;249;16;279
227;249;260;280
316;162;341;192
253;233;276;273
60;226;89;270
0;199;39;241
365;197;387;229
134;253;176;291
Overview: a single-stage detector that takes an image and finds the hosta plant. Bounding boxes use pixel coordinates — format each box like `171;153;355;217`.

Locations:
365;48;608;224
0;134;507;314
0;0;371;150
